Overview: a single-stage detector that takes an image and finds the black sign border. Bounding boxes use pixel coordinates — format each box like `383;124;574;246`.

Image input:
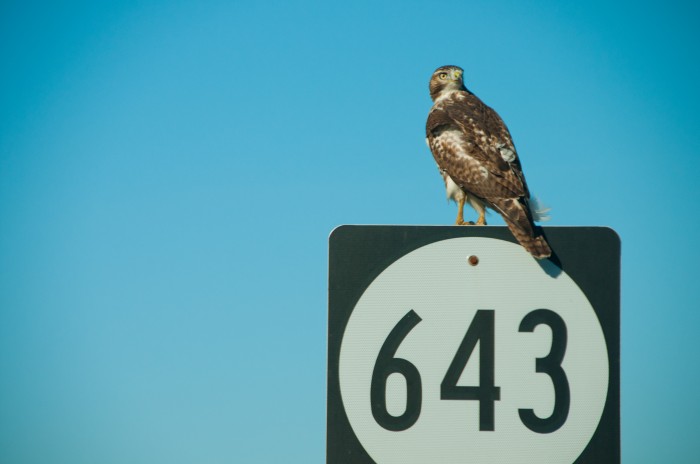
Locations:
328;225;620;464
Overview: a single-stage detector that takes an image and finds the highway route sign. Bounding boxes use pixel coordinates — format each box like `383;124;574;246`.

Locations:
327;226;620;463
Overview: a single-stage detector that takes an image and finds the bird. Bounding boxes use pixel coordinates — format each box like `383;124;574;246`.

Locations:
425;65;552;259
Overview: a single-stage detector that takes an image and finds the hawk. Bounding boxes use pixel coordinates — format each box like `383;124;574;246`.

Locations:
426;65;552;259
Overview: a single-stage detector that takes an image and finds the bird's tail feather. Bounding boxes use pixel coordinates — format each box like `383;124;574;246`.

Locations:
512;231;552;260
491;198;552;260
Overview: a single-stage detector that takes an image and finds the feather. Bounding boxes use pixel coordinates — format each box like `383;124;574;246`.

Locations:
529;196;552;222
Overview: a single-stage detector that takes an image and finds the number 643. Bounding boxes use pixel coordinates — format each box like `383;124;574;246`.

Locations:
370;309;569;434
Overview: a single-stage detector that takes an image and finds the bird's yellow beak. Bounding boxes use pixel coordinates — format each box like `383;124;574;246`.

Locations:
453;70;462;80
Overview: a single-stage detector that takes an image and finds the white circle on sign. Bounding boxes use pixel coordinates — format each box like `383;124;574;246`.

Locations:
339;237;608;464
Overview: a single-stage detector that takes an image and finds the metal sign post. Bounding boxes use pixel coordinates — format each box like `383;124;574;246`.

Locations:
328;226;620;464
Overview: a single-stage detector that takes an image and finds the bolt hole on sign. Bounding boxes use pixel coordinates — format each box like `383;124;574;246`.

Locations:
327;226;620;464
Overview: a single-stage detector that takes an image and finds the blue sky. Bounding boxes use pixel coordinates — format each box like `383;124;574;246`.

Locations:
1;0;699;462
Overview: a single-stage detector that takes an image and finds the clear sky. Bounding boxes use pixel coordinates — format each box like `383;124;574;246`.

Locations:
1;0;698;462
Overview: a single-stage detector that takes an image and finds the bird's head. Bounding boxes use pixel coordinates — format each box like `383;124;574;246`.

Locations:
429;65;466;101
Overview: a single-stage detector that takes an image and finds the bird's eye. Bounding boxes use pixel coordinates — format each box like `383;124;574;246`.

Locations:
438;72;448;79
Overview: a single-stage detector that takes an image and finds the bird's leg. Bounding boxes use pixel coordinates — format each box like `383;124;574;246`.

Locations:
476;210;487;225
455;197;475;225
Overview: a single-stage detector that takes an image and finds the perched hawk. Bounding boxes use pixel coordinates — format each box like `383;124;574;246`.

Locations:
426;65;552;259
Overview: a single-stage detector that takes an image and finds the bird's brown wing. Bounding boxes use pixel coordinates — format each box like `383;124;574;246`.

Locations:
426;91;551;259
426;91;525;201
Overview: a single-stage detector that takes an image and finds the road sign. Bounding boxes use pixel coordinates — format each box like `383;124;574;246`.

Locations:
328;226;620;464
